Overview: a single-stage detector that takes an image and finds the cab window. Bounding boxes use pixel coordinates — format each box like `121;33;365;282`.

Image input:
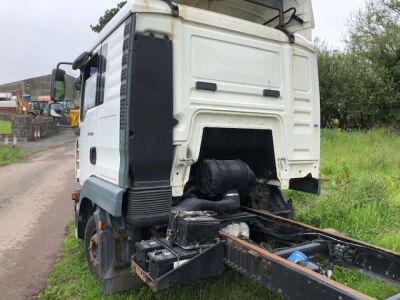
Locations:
80;44;107;121
80;56;98;120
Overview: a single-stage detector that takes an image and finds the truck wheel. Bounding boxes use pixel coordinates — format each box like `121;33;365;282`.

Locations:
84;215;101;281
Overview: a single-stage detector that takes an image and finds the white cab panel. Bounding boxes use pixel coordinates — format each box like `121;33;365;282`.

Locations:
136;11;320;195
95;24;125;184
79;25;124;186
81;1;320;195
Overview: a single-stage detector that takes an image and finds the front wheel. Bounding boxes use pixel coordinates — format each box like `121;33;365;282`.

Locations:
84;215;101;281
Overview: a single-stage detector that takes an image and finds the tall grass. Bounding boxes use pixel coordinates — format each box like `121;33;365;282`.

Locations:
0;145;25;166
291;129;400;297
38;224;279;300
294;129;400;244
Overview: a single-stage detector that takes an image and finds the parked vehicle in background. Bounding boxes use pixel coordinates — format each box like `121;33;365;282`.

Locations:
0;92;12;101
30;96;53;116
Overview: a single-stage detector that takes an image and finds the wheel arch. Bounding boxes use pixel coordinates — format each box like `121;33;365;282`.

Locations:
76;197;96;239
76;176;126;238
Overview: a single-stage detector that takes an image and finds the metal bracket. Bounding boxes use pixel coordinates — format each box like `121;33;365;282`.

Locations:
244;0;295;43
161;0;179;17
131;241;224;291
275;25;295;43
56;62;73;69
176;145;194;166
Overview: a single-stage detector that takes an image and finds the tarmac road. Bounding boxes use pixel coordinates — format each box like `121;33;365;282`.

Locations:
0;142;78;299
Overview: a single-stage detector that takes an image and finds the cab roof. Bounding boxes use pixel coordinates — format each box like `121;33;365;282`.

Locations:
90;0;314;52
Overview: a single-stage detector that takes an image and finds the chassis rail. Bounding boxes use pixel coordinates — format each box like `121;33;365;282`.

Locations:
222;232;371;300
222;207;400;299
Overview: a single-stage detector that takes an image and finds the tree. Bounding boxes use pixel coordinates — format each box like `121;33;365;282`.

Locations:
316;0;400;129
90;1;127;33
317;40;397;129
346;0;400;127
348;0;400;85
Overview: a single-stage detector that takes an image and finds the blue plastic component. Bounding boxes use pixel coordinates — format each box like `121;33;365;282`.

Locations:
288;251;308;264
23;95;32;102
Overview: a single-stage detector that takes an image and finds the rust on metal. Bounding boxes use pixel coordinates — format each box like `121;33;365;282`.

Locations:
243;206;400;257
88;234;99;268
96;221;103;231
71;192;78;201
219;230;375;300
131;260;158;291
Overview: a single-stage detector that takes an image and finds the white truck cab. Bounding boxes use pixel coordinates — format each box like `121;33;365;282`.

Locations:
51;0;322;295
74;0;320;194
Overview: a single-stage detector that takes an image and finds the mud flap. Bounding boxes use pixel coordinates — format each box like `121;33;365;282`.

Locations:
94;208;143;295
101;268;143;296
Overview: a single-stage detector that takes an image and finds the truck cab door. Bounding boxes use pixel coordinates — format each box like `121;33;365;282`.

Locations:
78;53;100;184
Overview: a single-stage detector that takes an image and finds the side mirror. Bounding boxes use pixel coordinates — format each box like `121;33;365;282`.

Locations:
50;68;66;102
49;103;63;118
72;51;92;70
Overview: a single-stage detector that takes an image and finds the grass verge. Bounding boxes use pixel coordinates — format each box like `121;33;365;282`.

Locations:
0;145;26;166
40;129;400;299
0;120;12;134
290;129;400;298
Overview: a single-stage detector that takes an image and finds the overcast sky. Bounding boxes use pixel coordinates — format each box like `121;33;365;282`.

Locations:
0;0;366;85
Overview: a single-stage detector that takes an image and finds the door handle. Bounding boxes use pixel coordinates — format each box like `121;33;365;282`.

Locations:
90;147;96;165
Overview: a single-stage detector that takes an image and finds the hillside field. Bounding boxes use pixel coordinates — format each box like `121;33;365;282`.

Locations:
39;129;400;300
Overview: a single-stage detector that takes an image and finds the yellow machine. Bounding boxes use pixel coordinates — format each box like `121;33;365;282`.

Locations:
66;108;79;127
16;94;31;113
59;101;79;127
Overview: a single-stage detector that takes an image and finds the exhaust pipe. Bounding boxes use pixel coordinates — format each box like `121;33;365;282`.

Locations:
171;191;240;214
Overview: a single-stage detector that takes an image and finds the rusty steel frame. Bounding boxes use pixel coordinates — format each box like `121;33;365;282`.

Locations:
222;207;400;299
130;207;400;298
244;207;400;285
221;232;373;300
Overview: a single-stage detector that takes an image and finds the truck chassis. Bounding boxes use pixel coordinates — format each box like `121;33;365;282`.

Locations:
132;207;400;300
49;1;400;298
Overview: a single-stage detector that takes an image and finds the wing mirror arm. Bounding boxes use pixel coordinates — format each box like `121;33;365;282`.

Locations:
57;62;73;69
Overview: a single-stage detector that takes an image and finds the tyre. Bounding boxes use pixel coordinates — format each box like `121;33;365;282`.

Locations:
84;215;101;281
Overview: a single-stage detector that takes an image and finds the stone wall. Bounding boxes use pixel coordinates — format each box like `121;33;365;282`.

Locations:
31;116;57;140
0;113;57;141
11;114;32;141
